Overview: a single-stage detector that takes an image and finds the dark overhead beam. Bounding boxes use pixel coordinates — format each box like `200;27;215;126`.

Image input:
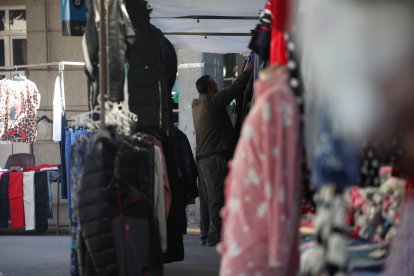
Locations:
153;15;258;20
164;32;252;37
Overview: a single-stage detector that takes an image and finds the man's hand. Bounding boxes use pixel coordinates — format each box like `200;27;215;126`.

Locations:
244;63;254;73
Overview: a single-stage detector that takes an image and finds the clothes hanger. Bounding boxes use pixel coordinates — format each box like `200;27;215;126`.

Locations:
70;100;138;134
36;115;53;124
10;66;26;81
104;101;138;136
70;104;101;131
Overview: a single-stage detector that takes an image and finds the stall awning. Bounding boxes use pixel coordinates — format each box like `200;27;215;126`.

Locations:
148;0;264;53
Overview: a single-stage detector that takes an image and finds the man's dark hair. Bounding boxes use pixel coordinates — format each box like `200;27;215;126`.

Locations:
196;75;210;94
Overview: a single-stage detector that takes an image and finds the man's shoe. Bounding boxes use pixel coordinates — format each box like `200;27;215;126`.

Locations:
200;239;207;246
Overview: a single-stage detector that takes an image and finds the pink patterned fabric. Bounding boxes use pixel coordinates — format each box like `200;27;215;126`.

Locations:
218;67;301;276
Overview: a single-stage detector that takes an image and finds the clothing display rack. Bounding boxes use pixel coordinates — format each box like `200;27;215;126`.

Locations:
0;61;85;235
98;0;108;128
0;61;85;72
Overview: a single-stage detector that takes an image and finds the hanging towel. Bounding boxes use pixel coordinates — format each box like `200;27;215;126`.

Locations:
23;171;36;230
9;172;25;228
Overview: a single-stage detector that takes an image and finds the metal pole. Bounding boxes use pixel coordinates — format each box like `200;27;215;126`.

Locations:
99;0;107;127
0;61;85;72
57;180;60;236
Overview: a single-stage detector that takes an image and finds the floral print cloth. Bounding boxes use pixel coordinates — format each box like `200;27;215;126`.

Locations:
218;67;301;276
0;79;41;143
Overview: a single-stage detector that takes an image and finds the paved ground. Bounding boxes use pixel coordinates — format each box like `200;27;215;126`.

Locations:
0;234;220;276
165;236;220;276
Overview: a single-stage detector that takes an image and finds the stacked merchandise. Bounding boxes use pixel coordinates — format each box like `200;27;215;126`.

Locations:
0;165;60;233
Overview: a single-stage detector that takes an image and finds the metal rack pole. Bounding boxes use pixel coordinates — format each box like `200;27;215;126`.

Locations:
57;180;60;236
0;61;85;72
99;0;107;127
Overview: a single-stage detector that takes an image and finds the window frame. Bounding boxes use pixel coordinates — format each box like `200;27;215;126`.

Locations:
0;6;26;78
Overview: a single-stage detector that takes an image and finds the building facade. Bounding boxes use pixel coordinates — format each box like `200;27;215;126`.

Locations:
0;0;87;167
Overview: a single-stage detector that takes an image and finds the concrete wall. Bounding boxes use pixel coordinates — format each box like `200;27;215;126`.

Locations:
26;0;88;165
2;0;25;5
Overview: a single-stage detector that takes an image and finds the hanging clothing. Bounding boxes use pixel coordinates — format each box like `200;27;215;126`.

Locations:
159;127;198;263
60;115;68;199
126;1;176;134
270;30;288;65
70;132;92;276
65;128;72;217
77;129;163;276
26;164;60;219
53;75;65;141
23;171;36;231
46;170;61;219
34;171;49;233
0;78;41;143
175;128;198;204
9;172;24;228
312;113;361;190
153;138;172;215
219;67;301;276
0;172;10;228
154;145;168;252
82;0;135;102
269;0;290;65
248;1;272;61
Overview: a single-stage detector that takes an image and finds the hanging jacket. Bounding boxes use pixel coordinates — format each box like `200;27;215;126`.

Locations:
112;141;163;276
82;0;135;102
156;127;198;263
77;129;163;276
126;1;177;134
160;37;178;93
248;1;272;61
77;130;119;276
174;128;198;202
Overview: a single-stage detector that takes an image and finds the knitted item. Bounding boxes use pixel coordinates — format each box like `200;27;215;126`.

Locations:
301;185;348;276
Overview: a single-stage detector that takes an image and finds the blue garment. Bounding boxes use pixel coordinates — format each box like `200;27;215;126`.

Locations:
70;131;92;276
47;170;61;219
60;115;68;199
65;128;72;217
312;113;361;191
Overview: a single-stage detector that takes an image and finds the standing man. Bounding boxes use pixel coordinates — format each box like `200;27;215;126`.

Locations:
192;65;253;246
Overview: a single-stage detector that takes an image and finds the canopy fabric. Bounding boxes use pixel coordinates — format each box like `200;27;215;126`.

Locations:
147;0;265;53
148;0;263;17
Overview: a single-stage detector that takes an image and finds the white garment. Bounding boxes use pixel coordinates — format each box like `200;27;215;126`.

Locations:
52;74;65;141
23;171;36;231
154;146;168;252
40;167;59;171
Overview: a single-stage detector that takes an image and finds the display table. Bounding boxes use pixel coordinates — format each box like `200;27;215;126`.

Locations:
0;166;61;234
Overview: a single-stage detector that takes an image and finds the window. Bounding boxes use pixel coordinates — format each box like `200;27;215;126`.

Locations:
0;6;27;79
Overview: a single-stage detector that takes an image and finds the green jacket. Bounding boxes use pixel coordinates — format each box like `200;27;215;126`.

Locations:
192;71;252;158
